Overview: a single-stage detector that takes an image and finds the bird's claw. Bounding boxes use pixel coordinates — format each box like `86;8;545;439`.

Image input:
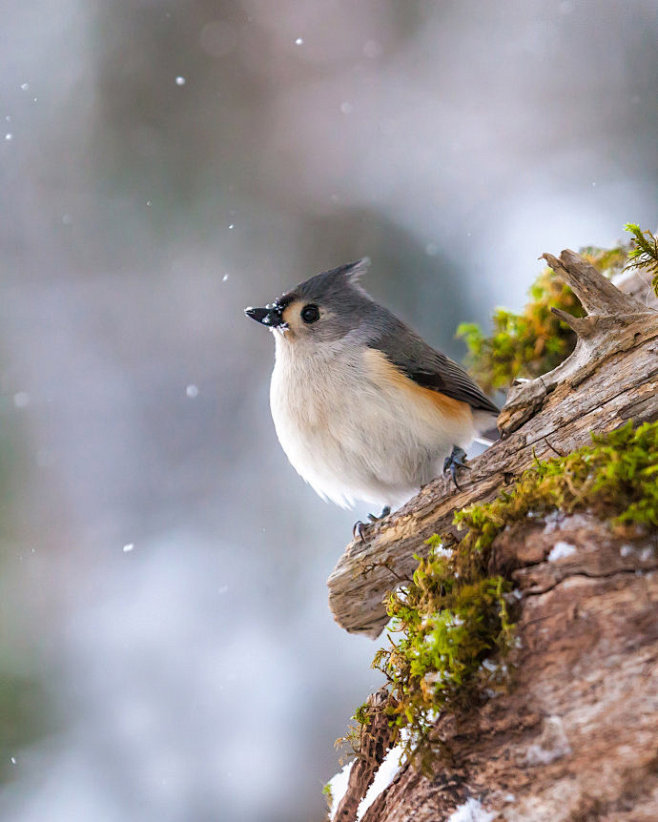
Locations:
368;505;391;523
443;445;471;490
352;520;366;542
353;506;391;542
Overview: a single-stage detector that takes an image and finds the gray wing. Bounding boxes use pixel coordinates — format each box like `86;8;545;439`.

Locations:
369;315;499;415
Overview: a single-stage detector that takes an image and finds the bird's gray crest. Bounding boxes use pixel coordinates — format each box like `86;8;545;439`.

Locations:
341;257;371;283
290;257;371;304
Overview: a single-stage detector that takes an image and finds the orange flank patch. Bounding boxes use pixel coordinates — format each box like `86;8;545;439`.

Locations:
363;348;473;424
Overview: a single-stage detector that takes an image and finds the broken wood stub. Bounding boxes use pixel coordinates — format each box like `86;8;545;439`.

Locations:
500;249;655;434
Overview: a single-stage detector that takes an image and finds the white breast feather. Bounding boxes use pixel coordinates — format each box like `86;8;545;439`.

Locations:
270;338;477;509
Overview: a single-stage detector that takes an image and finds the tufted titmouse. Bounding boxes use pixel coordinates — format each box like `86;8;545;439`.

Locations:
245;259;499;512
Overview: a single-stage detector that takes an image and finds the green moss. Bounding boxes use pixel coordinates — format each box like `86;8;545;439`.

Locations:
372;550;514;771
322;781;333;810
353;702;371;727
455;420;658;541
457;242;629;393
624;223;658;296
373;564;513;766
366;421;658;771
334;699;375;760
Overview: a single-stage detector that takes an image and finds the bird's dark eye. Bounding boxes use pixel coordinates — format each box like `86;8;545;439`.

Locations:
300;304;320;324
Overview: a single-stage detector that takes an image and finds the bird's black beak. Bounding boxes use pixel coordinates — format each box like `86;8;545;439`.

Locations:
244;306;269;324
244;304;285;328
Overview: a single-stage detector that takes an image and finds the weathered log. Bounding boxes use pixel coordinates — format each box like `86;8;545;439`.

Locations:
351;512;658;821
327;251;658;638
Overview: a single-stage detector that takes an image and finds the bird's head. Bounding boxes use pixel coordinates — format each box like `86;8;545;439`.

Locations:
244;258;373;348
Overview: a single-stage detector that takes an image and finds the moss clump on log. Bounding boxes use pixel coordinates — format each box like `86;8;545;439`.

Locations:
456;243;630;393
624;223;658;296
362;421;658;772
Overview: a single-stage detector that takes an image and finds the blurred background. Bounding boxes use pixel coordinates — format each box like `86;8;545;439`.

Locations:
0;1;656;820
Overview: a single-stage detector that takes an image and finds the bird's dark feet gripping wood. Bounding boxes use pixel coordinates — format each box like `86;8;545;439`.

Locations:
352;506;391;542
443;445;470;490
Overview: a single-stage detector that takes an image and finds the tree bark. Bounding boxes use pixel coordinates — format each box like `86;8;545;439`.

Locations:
327;252;658;820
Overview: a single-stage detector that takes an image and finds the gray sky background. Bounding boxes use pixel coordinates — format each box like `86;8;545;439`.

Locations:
1;2;656;821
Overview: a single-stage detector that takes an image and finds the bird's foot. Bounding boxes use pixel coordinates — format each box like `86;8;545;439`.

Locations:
368;505;391;523
352;506;391;542
443;445;470;490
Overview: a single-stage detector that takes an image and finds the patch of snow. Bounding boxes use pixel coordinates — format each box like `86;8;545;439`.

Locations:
525;715;571;765
356;744;404;819
447;797;497;822
542;510;561;534
327;761;353;819
423;670;446;687
431;541;452;558
547;541;577;562
640;547;654;562
481;659;507;676
562;513;591;530
620;545;635;558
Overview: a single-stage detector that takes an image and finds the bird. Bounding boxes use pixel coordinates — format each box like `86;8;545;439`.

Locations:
244;258;499;519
